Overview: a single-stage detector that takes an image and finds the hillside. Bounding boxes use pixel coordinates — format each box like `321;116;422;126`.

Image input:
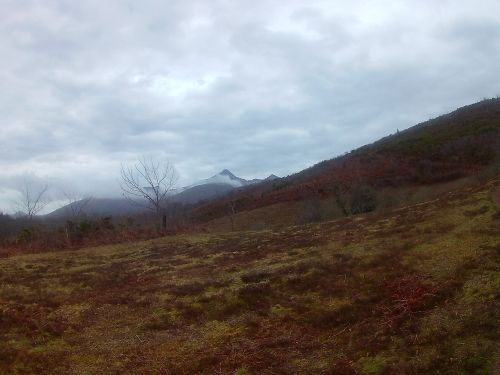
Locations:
1;176;498;374
191;98;500;224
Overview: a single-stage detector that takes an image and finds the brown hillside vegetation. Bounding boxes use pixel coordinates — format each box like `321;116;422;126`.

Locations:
1;177;498;374
192;98;500;224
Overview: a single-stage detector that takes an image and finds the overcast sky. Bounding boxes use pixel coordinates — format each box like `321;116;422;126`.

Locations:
1;0;500;213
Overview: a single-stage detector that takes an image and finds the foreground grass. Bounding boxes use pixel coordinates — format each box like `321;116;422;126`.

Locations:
1;179;499;374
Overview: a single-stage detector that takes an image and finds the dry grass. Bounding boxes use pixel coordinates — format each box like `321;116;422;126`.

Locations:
0;178;499;374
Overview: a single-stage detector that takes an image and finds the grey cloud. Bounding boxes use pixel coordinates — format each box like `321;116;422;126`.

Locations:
1;0;500;212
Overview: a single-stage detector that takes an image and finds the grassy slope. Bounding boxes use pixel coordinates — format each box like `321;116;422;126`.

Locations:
201;177;490;233
192;98;500;224
0;178;499;374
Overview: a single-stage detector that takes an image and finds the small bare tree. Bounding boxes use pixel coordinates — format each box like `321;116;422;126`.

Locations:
60;190;92;243
16;178;50;221
120;157;178;230
63;190;92;218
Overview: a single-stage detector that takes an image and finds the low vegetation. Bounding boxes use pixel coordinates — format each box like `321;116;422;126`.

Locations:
1;177;498;374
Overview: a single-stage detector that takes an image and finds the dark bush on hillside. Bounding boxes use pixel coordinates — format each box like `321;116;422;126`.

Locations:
241;270;271;283
297;199;322;224
334;183;350;216
77;219;93;234
17;227;37;243
350;185;377;214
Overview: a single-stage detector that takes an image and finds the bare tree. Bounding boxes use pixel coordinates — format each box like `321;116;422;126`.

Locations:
120;157;178;230
63;190;92;218
16;178;50;221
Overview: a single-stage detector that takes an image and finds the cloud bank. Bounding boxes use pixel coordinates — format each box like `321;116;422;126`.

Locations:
1;0;499;212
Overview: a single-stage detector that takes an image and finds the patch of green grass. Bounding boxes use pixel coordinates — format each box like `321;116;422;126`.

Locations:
356;354;389;374
234;367;252;375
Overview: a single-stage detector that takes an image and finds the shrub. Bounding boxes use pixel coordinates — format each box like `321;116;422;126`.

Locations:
241;270;270;283
17;228;35;243
350;185;377;214
297;200;322;224
77;219;93;234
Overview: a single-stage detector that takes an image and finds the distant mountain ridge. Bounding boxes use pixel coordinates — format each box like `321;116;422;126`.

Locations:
188;169;258;189
186;169;279;188
46;169;279;217
168;169;280;205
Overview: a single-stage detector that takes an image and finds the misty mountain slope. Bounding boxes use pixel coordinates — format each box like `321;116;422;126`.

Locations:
188;169;255;188
47;198;148;218
170;182;236;205
47;169;278;217
191;98;500;223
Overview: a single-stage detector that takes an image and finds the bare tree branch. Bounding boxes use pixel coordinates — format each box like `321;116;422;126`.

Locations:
120;157;178;225
63;190;92;218
16;178;50;221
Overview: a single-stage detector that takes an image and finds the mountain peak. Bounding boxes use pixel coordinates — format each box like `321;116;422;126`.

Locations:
265;174;279;181
219;169;237;179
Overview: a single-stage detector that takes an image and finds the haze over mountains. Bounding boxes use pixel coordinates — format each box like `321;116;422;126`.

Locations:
47;169;279;217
